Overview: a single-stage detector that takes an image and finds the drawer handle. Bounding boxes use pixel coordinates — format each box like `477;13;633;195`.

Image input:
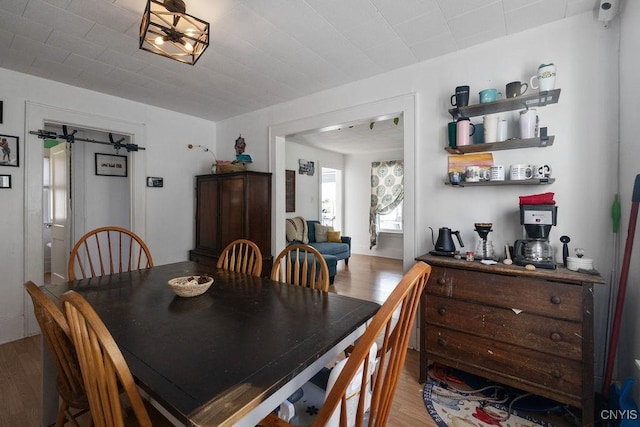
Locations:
438;307;447;316
551;369;563;379
550;332;562;342
550;296;561;305
437;337;447;347
437;277;446;286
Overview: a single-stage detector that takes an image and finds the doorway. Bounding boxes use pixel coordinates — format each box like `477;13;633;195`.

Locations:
25;102;147;337
321;167;341;230
41;124;133;285
269;94;416;272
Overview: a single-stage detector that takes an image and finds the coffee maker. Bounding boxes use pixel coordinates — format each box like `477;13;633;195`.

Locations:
513;204;557;269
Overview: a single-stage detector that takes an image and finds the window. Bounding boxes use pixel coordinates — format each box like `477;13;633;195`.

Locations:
377;203;403;232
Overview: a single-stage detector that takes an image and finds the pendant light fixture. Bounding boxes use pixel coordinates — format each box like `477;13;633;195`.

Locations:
139;0;209;65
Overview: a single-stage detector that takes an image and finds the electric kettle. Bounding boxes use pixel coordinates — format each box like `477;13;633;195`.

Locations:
429;227;464;256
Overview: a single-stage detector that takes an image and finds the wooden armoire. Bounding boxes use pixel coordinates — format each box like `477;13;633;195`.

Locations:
189;171;272;276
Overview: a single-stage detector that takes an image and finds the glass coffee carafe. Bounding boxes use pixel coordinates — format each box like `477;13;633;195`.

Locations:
474;223;496;260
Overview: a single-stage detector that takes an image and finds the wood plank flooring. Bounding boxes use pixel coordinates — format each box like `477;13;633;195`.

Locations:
3;254;574;426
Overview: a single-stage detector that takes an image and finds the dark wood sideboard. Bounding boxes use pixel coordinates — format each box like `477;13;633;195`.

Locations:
189;171;272;276
415;254;606;427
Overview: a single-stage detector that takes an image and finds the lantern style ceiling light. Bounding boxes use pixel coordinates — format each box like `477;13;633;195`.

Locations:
139;0;209;65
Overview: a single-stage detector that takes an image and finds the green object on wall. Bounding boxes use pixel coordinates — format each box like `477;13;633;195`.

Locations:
612;193;621;233
44;139;58;149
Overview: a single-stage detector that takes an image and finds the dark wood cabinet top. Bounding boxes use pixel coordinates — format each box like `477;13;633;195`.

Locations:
416;253;606;285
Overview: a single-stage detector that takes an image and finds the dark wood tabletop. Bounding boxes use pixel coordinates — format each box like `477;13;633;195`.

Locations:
42;261;380;426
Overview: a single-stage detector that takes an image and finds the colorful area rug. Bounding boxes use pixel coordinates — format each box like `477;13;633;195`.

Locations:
423;367;562;427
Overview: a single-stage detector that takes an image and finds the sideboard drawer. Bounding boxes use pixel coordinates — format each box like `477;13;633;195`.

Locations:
425;295;582;360
426;266;583;321
426;326;583;406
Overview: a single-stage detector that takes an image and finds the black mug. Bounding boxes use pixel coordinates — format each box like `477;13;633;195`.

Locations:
450;85;470;107
506;81;528;98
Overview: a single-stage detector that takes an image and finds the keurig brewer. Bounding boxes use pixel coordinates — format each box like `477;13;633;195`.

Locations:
513;204;557;269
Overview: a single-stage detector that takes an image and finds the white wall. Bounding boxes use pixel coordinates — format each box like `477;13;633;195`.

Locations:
217;12;620;387
0;68;217;344
284;140;344;222
618;0;640;402
345;148;404;259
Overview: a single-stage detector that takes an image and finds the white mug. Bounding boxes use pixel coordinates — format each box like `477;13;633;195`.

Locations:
530;63;556;92
465;166;489;182
489;165;505;181
533;164;552;178
483;114;499;143
510;164;533;180
519;109;538;139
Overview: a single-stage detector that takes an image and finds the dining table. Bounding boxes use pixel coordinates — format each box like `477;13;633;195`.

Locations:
40;261;381;427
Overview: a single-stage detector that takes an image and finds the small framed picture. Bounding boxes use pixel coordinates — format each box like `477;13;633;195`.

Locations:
95;153;128;177
0;174;10;188
0;134;19;167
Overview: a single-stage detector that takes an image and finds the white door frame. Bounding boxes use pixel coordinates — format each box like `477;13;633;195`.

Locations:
268;93;416;272
24;102;147;335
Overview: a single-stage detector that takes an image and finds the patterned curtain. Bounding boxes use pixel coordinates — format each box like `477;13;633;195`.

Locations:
369;160;404;249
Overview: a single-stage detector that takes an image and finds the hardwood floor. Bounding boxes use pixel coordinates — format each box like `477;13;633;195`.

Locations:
3;254;573;426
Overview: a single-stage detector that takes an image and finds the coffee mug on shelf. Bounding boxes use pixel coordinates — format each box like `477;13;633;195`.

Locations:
510;164;533;180
506;81;529;98
533;164;552;178
448;122;457;147
451;85;470;107
489;165;505;181
465;166;489;183
473;123;484;144
519;109;538;139
456;117;475;146
530;63;556;92
449;171;463;184
479;88;502;104
483;114;499;143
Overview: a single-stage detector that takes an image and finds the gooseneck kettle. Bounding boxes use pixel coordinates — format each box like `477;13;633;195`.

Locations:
429;227;464;255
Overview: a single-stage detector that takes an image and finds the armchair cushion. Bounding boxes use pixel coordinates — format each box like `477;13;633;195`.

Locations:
286;216;309;244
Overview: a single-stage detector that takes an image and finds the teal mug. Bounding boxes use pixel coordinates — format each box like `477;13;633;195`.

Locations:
479;89;502;104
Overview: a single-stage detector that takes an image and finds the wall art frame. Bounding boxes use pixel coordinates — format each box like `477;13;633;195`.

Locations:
0;134;19;167
298;159;315;176
95;153;128;177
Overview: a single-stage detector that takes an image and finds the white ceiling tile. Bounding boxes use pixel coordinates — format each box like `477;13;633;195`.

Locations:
0;45;36;68
363;39;416;70
41;0;72;10
0;0;28;15
0;27;14;46
24;0;94;38
46;30;106;59
306;0;380;33
409;32;457;61
566;0;594;16
67;0;138;33
448;2;506;41
12;34;70;63
97;49;148;73
214;4;276;46
436;0;502;20
64;53;115;79
392;10;449;46
455;25;508;50
504;0;569;34
0;10;52;42
33;55;82;80
84;23;138;55
342;16;400;51
371;0;439;25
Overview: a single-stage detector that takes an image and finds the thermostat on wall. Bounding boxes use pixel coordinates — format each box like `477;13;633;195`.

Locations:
147;177;163;187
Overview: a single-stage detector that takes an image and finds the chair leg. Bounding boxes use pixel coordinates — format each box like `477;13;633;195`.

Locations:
55;401;68;427
344;258;349;266
329;276;335;285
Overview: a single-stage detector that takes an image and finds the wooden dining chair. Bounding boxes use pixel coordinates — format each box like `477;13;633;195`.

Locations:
24;281;89;427
271;243;330;292
68;226;153;281
259;261;432;427
217;239;263;277
61;289;174;427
